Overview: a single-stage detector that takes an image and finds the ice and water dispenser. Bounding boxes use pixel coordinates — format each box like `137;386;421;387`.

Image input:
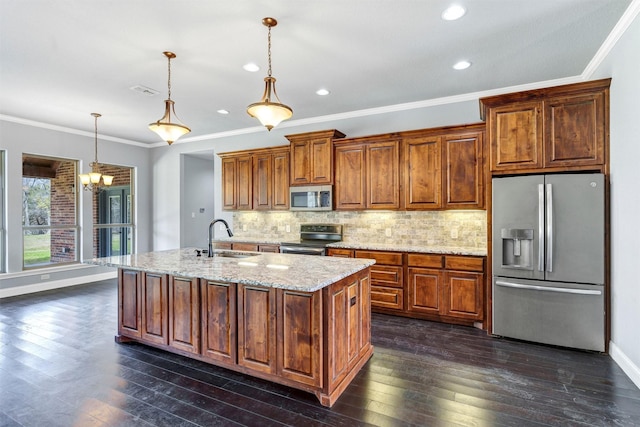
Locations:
500;228;534;269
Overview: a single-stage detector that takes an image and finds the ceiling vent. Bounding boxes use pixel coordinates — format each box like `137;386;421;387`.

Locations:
130;85;159;96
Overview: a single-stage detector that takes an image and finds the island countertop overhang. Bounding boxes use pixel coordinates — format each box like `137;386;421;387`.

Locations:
86;248;375;292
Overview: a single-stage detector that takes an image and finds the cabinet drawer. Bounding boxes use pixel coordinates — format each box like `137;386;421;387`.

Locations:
407;253;443;268
370;265;403;288
232;243;259;252
327;248;354;258
355;250;403;265
371;286;403;311
445;256;484;272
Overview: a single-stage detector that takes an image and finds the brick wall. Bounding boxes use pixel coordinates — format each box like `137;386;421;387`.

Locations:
50;160;76;263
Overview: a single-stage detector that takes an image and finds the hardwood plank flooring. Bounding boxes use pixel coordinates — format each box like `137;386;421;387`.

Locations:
1;279;639;426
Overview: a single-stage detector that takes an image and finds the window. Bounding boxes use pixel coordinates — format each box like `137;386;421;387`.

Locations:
92;165;134;258
22;155;79;268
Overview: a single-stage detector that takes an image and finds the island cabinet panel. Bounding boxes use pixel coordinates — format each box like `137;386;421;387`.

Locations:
277;290;321;387
237;284;277;374
141;273;169;345
118;269;142;339
168;276;200;355
200;280;236;365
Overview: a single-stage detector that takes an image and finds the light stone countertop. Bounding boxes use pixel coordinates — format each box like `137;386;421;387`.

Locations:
86;248;375;292
326;242;487;257
213;237;487;256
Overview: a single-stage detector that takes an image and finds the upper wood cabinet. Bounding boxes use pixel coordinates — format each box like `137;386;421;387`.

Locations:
286;129;345;186
334;138;401;210
480;78;610;173
403;124;485;210
219;145;289;211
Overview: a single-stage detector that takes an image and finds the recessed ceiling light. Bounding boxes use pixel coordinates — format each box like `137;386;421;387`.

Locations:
316;88;330;96
453;60;471;70
243;63;260;72
217;109;229;115
442;5;466;21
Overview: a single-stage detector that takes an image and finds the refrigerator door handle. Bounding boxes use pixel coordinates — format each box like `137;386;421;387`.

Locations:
546;183;553;273
495;280;602;295
538;184;545;272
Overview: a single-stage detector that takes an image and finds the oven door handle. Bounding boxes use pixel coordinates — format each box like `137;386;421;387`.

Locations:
280;246;325;255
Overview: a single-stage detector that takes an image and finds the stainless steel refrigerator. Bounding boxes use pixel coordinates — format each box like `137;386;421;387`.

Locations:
492;173;605;351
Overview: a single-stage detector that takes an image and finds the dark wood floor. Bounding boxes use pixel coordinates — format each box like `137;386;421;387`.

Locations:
1;280;639;427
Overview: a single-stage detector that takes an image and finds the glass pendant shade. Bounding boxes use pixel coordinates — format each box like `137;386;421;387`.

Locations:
79;174;91;186
89;171;102;184
149;99;191;145
102;175;114;186
247;77;293;131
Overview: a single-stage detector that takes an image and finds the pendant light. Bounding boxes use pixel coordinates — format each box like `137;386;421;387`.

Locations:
149;51;191;145
79;113;114;192
247;17;293;131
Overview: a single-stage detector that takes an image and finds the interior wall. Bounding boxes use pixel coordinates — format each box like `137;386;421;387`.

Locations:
0;120;152;294
592;8;640;385
180;154;215;248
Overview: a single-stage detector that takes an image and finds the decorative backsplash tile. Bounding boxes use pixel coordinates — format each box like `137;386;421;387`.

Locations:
232;210;487;250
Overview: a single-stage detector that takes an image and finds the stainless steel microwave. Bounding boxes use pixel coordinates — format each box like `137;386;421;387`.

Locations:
289;185;333;211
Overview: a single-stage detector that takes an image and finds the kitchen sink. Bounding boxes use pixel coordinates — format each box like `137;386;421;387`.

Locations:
209;250;261;259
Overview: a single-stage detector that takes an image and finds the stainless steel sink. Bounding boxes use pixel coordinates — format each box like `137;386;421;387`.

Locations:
210;250;260;259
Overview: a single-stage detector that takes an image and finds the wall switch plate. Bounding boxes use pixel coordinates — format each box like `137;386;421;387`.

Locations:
219;224;225;231
385;228;392;237
242;224;247;231
450;228;459;239
286;224;290;233
191;212;195;218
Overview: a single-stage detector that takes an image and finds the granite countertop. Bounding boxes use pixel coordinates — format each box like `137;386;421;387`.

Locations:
327;242;487;257
214;237;486;257
86;248;375;292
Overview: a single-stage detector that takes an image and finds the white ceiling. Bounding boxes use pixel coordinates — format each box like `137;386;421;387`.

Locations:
0;0;633;146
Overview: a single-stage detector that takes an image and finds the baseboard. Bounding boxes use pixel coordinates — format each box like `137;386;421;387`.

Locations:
0;271;117;299
609;341;640;389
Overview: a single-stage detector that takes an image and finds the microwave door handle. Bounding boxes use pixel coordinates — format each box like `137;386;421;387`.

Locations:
538;184;545;272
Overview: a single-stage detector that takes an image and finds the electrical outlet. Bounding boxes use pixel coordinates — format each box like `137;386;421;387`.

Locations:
285;224;290;233
242;224;247;231
191;212;195;218
41;274;50;280
219;224;225;231
385;228;392;237
450;228;459;239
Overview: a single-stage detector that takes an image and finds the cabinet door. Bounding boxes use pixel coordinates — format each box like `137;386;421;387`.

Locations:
272;149;290;210
407;267;443;315
335;144;366;210
253;152;272;210
236;155;253;210
201;280;236;365
367;141;400;209
489;101;543;171
544;92;605;168
141;272;169;345
444;132;484;208
310;137;333;184
169;276;200;354
290;140;311;185
443;271;483;321
277;289;321;387
238;284;276;374
118;269;141;339
404;135;442;209
221;157;237;210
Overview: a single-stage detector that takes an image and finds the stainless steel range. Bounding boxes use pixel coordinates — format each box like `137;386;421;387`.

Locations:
279;224;343;256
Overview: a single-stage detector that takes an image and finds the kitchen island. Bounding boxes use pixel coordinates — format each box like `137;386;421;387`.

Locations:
88;248;375;407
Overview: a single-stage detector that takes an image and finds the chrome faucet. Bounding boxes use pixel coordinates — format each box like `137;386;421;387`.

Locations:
208;219;233;257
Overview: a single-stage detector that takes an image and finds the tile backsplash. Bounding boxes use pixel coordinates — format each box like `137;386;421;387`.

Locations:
232;210;487;249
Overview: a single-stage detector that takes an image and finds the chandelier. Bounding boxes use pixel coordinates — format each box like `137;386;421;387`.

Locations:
78;113;113;192
247;17;293;131
149;51;191;145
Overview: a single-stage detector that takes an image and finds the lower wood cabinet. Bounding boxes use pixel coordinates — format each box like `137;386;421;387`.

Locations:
327;248;486;326
116;267;372;407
